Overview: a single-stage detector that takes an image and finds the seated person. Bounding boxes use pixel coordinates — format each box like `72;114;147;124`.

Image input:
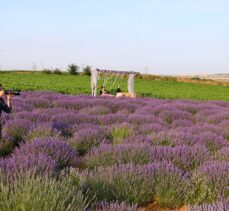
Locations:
116;88;124;97
99;86;106;95
100;86;114;97
115;88;136;98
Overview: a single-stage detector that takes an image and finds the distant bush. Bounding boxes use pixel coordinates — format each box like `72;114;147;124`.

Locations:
135;73;143;79
42;69;52;74
68;64;79;75
141;74;177;81
53;68;62;75
191;76;201;80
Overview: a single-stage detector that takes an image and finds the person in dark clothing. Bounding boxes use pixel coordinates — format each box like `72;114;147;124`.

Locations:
0;84;12;140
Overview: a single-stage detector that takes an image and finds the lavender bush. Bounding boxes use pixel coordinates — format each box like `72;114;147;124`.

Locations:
0;170;89;211
82;162;190;208
149;145;211;172
0;153;58;176
144;162;191;209
2;119;31;143
26;123;61;141
216;146;229;161
85;143;151;169
191;161;229;203
80;105;111;115
81;163;153;206
108;123;134;144
68;128;106;155
1;91;229;209
0;140;15;157
13;139;78;168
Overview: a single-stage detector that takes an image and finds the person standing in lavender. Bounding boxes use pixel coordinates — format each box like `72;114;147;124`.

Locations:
0;84;12;140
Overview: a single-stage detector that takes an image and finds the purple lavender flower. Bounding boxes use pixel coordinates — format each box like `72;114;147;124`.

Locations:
138;123;165;135
216;147;229;161
108;123;134;144
171;119;193;128
171;145;211;171
68;128;106;155
150;145;211;171
127;114;157;125
124;134;152;144
2;91;229;209
14;111;51;123
0;153;57;176
52;112;79;125
26;123;61;141
25;97;52;108
80;105;111;115
97;113;127;125
2;119;32;143
85;143;151;168
158;109;194;124
82;162;189;207
13;139;78;168
196;132;227;151
149;131;176;146
195;161;229;200
187;124;224;137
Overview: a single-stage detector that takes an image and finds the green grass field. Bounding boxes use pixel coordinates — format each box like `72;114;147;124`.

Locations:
1;71;229;100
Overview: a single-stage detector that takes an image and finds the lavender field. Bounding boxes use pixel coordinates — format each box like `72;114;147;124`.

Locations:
0;91;228;211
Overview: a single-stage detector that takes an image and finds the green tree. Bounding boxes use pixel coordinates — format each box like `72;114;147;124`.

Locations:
42;69;52;74
68;64;79;75
53;68;62;75
82;65;91;76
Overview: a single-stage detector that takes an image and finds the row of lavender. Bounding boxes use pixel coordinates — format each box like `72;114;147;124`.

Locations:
0;91;228;210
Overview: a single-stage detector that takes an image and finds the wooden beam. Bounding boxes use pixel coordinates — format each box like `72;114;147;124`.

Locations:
96;69;139;75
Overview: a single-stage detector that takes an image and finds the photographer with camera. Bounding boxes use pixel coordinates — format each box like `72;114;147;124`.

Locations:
0;84;12;140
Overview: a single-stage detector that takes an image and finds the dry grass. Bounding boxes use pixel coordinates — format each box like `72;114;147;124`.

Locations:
140;74;229;87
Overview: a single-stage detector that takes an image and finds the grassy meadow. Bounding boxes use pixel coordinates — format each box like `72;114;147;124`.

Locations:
1;71;229;100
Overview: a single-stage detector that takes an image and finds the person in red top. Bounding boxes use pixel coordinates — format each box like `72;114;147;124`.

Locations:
0;84;12;140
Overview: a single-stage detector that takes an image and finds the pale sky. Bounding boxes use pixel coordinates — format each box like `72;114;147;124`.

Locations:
0;0;229;75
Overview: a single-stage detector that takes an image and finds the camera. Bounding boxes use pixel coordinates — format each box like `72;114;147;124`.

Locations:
5;90;21;96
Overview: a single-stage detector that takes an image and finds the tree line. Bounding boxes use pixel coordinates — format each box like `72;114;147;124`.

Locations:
42;64;91;76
